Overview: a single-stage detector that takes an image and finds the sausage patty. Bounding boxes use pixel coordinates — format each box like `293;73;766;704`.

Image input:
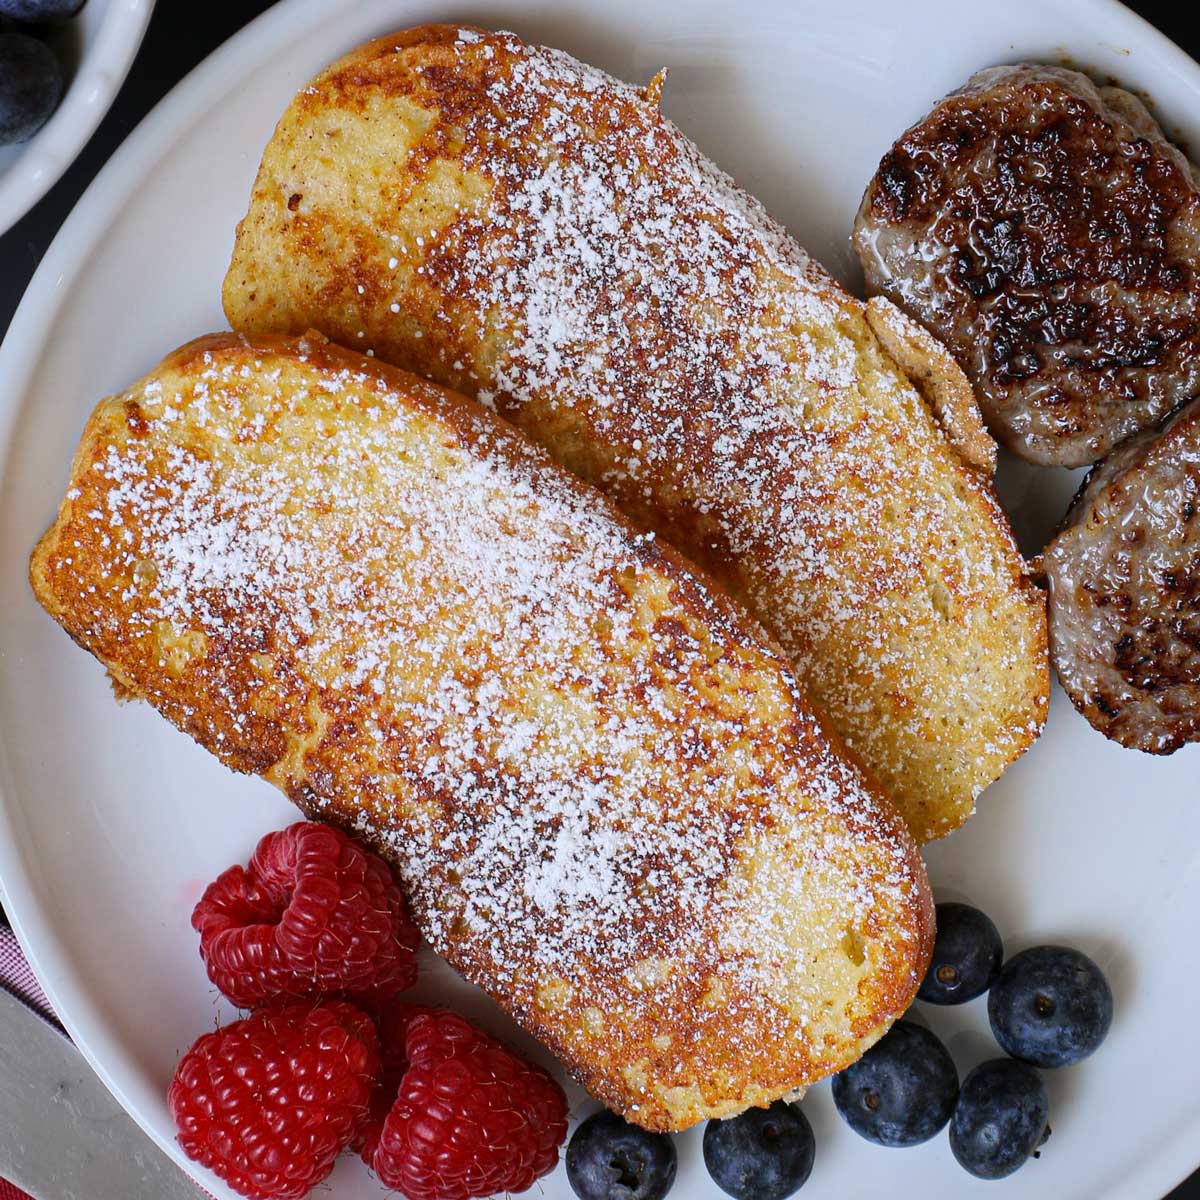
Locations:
854;65;1200;467
1044;399;1200;752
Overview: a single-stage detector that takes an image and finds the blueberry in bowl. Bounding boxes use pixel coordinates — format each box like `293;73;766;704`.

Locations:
0;0;150;234
951;1058;1050;1179
918;901;1003;1005
567;1110;677;1200
0;0;86;21
831;1019;958;1147
703;1100;815;1199
988;944;1113;1067
0;32;62;146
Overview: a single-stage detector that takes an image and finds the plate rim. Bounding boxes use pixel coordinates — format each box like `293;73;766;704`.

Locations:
2;1;1199;1197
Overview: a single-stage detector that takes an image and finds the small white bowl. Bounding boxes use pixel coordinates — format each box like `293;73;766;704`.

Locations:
0;0;155;235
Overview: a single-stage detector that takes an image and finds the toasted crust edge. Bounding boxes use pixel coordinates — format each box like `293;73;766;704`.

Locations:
865;296;998;475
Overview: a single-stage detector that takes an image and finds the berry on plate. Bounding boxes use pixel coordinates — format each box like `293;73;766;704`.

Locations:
566;1110;677;1200
351;1000;439;1167
831;1019;958;1147
0;33;62;146
191;821;420;1009
703;1101;814;1199
917;901;1003;1005
988;944;1113;1067
362;1003;567;1200
950;1058;1050;1180
168;1000;380;1200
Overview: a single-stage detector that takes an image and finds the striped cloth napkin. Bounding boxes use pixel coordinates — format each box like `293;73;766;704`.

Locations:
0;925;61;1033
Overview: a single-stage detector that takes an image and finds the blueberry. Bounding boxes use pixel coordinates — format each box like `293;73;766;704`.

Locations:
918;902;1003;1005
0;33;61;145
703;1101;815;1199
988;944;1113;1067
566;1110;677;1200
0;1;86;22
950;1058;1050;1179
831;1020;958;1147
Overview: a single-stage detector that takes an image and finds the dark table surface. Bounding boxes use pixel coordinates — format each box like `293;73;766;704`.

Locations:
1;1;1196;1196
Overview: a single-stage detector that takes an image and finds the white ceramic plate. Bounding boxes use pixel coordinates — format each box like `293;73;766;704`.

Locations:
0;0;155;235
1;1;1197;1197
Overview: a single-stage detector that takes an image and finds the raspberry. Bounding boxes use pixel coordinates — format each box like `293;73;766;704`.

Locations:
188;864;299;1006
363;1003;568;1200
168;1000;381;1199
350;1002;439;1165
192;821;420;1008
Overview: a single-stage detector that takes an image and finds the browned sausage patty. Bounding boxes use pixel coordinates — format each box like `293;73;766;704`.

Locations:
1044;400;1200;752
854;65;1200;467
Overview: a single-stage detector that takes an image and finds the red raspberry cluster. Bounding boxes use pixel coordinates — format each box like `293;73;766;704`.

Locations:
167;821;568;1200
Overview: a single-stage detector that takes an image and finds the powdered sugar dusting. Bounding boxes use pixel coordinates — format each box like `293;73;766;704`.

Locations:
446;43;1042;831
45;343;923;1042
236;29;1044;838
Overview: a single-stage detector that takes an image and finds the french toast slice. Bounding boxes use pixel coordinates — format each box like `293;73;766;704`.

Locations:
30;332;933;1131
222;26;1049;843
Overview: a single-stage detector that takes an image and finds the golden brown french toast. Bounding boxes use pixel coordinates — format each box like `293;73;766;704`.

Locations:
222;25;1049;842
30;332;933;1131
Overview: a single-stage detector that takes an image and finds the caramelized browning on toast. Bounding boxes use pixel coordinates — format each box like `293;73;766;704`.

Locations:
30;333;933;1131
223;26;1048;842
